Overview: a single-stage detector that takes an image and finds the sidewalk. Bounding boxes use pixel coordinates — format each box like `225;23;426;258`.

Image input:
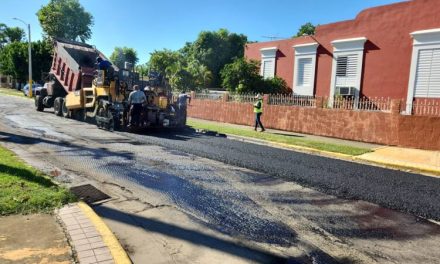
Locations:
57;202;131;264
0;202;131;264
188;118;440;176
356;147;440;176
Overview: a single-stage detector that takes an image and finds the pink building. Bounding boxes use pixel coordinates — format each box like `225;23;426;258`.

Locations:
245;0;440;113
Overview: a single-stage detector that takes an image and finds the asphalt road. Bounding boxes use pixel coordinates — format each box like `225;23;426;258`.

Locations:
124;128;440;221
1;94;440;264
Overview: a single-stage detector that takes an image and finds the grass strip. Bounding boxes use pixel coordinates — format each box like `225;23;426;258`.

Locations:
0;87;30;99
187;119;372;156
0;145;76;215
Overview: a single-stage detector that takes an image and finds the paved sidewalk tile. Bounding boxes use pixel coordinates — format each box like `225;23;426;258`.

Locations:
358;146;440;176
58;204;115;264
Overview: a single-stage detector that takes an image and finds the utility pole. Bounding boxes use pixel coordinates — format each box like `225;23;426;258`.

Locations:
13;18;32;97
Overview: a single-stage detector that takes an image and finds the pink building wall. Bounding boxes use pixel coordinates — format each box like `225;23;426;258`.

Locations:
245;0;440;99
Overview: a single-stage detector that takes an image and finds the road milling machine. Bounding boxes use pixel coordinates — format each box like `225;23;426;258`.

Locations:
35;39;184;131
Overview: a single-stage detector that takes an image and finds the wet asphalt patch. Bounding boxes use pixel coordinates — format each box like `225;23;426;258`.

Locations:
121;129;440;221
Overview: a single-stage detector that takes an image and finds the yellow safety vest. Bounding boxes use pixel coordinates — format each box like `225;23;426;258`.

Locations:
254;99;263;113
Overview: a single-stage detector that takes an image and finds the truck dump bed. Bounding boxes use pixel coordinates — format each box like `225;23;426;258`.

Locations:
49;39;114;93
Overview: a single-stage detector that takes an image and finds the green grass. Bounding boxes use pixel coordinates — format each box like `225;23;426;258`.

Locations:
0;145;76;215
0;87;30;99
187;119;372;156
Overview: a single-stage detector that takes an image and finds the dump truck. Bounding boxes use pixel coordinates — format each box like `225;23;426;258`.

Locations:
35;39;184;131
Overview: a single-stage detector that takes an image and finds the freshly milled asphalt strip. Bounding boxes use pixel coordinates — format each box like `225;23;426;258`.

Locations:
122;129;440;221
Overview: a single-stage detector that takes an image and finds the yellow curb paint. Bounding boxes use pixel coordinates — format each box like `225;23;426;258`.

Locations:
273;141;353;159
77;202;131;264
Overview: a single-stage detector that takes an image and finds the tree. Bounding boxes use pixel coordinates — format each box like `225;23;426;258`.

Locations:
166;62;194;92
190;29;247;87
147;29;247;90
31;40;53;82
37;0;93;42
0;24;25;48
0;42;28;83
220;58;261;92
135;63;149;79
148;49;182;76
5;27;25;42
221;58;290;94
109;47;139;69
294;22;316;37
187;59;212;88
0;41;53;85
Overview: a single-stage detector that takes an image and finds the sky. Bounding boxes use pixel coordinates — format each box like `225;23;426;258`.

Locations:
1;0;404;63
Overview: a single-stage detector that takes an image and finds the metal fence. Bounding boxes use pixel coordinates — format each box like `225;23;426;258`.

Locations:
192;92;440;116
193;92;223;100
332;96;392;112
404;99;440;116
268;94;316;107
227;93;259;103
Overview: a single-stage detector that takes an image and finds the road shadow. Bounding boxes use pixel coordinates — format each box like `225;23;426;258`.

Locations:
94;205;340;264
130;127;227;141
0;163;56;188
0;130;134;161
271;132;305;138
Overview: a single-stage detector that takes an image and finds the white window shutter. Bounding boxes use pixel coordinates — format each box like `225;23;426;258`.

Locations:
297;58;313;86
415;48;440;98
335;54;359;87
293;42;318;96
262;60;275;79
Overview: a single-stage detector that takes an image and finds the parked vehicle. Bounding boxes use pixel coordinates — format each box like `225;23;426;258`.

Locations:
22;83;42;97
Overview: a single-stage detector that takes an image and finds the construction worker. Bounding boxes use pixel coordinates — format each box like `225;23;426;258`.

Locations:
178;90;191;125
128;85;146;127
96;57;111;70
253;94;265;132
96;57;113;85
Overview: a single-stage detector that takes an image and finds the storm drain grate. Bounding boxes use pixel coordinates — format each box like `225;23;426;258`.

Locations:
70;184;111;204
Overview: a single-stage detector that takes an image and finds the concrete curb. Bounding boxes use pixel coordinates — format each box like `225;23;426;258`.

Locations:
78;202;132;264
225;133;440;176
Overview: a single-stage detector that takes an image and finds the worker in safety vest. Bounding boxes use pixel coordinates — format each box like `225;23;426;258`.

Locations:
253;94;265;132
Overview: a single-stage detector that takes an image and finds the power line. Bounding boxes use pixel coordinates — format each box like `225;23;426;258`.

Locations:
261;36;287;40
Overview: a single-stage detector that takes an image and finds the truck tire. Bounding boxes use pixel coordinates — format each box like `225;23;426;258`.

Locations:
53;97;63;116
35;95;44;112
61;100;70;118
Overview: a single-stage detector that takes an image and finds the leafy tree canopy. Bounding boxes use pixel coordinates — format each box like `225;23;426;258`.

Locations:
37;0;93;42
0;40;52;83
31;40;53;82
294;22;316;37
146;29;247;90
147;49;211;92
135;63;149;78
109;47;139;69
189;29;247;87
221;58;289;94
0;23;25;48
0;42;28;82
147;49;181;77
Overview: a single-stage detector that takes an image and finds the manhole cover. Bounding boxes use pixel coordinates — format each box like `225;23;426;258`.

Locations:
70;184;111;204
